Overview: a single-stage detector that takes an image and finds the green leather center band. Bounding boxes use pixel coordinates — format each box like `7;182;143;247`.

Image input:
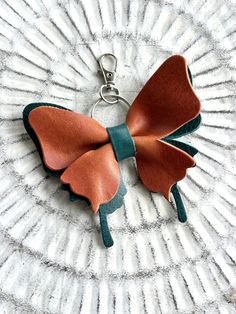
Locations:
107;123;136;161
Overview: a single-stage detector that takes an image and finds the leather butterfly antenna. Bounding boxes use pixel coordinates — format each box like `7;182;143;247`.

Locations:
23;55;201;248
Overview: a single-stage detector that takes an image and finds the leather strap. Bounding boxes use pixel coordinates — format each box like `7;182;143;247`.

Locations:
107;123;136;161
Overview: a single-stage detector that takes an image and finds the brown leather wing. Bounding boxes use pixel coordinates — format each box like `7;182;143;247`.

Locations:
134;136;195;200
126;55;201;139
28;105;109;171
60;144;120;213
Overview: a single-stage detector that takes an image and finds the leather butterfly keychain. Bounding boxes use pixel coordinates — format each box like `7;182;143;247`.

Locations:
23;54;201;248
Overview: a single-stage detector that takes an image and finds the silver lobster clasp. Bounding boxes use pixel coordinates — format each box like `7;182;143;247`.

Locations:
98;53;119;104
90;53;130;118
98;53;117;89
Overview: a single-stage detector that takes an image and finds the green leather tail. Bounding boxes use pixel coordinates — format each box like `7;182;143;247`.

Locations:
99;210;114;248
171;184;187;223
98;177;127;248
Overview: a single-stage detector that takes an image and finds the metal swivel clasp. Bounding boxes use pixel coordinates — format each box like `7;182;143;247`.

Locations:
91;53;130;118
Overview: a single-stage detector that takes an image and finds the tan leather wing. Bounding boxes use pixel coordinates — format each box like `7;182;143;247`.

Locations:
134;137;195;200
28;106;109;170
60;144;120;213
126;55;201;139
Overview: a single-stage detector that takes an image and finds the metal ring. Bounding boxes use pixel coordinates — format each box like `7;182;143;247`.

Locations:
100;84;120;104
90;94;130;118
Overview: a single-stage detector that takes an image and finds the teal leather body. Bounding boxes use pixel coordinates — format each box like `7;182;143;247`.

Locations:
107;123;136;161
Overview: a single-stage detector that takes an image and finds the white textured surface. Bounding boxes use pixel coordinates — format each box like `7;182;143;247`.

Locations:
0;0;236;313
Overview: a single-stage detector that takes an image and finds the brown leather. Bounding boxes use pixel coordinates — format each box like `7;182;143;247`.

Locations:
125;55;201;200
61;144;120;213
126;55;201;138
28;55;201;212
29;107;109;170
134;136;195;201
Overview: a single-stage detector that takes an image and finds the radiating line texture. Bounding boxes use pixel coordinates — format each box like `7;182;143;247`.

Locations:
0;0;235;313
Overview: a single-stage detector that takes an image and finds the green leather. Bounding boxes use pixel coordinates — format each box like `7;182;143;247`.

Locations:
107;123;136;161
23;102;71;178
164;139;198;157
167;66;196;224
165;114;201;140
99;178;127;247
187;66;193;85
171;184;187;223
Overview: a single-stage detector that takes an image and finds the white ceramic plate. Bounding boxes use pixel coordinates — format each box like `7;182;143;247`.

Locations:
0;0;235;313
